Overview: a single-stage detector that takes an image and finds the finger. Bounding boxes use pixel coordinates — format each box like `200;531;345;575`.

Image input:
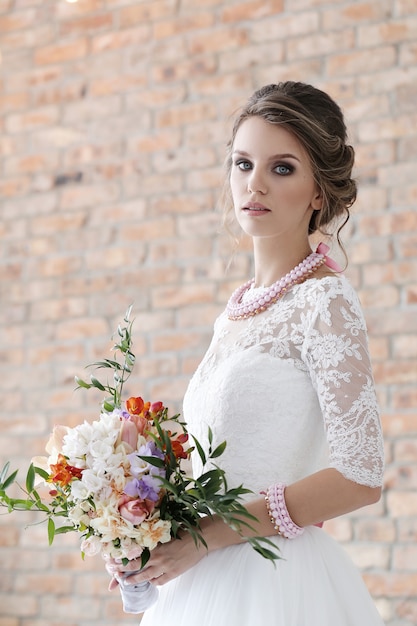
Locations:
108;577;119;591
149;571;167;586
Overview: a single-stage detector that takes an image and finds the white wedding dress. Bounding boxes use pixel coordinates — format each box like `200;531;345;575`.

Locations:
141;276;385;626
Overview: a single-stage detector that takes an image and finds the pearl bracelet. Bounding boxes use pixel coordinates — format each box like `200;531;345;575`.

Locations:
263;483;305;539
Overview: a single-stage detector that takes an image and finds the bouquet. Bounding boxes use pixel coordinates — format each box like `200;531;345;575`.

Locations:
0;307;280;613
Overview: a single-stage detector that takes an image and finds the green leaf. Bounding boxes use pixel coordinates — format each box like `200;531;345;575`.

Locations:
53;525;76;535
34;466;49;481
91;359;122;371
0;462;10;485
74;376;92;389
103;399;116;412
26;464;35;493
90;376;106;391
210;441;227;459
7;498;35;510
191;436;206;466
140;548;150;569
2;469;18;490
48;518;55;545
138;455;165;469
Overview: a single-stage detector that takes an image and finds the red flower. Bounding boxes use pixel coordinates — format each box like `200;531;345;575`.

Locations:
169;433;189;460
150;401;164;415
48;454;83;487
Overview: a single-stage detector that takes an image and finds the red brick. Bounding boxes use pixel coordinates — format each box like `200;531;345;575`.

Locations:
5;106;59;133
396;0;417;14
287;29;355;61
149;377;190;404
219;41;285;73
60;13;114;36
355;518;396;543
358;17;417;47
256;58;323;85
364;572;417;598
387;491;417;518
35;39;88;65
119;0;177;27
358;285;400;309
406;284;417;303
193;70;253;97
346;543;390;569
152;56;217;83
358;112;417;142
398;518;417;542
322;2;391;30
154;13;215;39
323;518;353;541
251;11;319;42
221;0;284;22
187;26;249;55
396;600;417;622
59;183;120;210
54;0;103;18
91;25;150;54
0;593;38;616
0;176;31;198
152;283;215;309
327;46;397;76
0;8;36;31
156;101;217;128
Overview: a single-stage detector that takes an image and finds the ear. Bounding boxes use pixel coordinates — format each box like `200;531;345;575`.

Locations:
311;186;323;211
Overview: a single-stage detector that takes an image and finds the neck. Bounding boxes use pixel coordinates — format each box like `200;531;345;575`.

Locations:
252;237;312;287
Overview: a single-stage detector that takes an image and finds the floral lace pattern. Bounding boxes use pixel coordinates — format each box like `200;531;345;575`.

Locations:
184;276;384;492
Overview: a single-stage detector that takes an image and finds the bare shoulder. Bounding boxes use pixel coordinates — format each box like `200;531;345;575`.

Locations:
313;266;341;280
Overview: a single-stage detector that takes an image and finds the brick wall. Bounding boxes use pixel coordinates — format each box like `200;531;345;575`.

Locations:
1;0;416;624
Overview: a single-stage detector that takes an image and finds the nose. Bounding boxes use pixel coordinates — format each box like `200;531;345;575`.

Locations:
247;166;267;194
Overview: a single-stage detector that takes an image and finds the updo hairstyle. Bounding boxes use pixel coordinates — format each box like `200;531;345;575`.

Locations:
223;81;357;247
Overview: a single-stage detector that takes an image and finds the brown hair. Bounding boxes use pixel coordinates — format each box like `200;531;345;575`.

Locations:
222;82;357;254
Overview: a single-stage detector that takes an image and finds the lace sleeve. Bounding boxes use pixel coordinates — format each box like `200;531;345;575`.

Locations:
302;280;384;488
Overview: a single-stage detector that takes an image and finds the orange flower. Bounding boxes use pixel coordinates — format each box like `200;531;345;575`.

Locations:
48;454;83;487
126;397;145;415
169;433;189;460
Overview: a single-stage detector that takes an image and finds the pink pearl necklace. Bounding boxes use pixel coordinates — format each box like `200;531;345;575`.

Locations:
226;249;326;321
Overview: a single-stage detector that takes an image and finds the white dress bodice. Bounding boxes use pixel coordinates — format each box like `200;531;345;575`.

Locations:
183;275;384;496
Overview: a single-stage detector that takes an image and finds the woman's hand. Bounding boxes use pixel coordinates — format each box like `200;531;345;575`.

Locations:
105;533;207;590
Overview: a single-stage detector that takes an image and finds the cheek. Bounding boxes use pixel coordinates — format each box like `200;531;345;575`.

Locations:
229;173;241;205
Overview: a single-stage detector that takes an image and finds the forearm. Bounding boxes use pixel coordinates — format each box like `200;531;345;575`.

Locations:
198;468;381;553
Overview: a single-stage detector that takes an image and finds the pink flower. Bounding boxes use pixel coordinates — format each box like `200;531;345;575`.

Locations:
150;401;163;415
120;420;139;450
131;415;149;436
118;495;155;525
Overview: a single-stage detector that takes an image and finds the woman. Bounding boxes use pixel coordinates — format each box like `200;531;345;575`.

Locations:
107;82;385;625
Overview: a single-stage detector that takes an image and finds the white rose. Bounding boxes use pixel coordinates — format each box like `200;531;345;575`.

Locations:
69;480;90;502
80;469;105;494
81;535;102;557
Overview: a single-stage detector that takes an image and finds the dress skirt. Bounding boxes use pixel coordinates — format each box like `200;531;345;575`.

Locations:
140;527;384;626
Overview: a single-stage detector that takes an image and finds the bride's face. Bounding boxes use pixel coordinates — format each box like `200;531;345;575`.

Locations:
230;116;322;242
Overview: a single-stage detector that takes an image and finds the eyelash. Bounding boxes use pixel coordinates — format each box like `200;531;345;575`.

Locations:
234;160;294;176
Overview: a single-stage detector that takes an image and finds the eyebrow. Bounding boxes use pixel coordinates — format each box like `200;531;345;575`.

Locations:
232;150;301;162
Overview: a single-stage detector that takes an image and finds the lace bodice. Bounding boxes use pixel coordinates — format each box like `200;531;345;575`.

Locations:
183;276;384;497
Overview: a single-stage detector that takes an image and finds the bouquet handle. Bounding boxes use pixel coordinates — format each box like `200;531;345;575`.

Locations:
116;571;159;614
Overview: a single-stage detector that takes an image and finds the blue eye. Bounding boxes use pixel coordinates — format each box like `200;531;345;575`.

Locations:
275;163;293;175
235;160;252;171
